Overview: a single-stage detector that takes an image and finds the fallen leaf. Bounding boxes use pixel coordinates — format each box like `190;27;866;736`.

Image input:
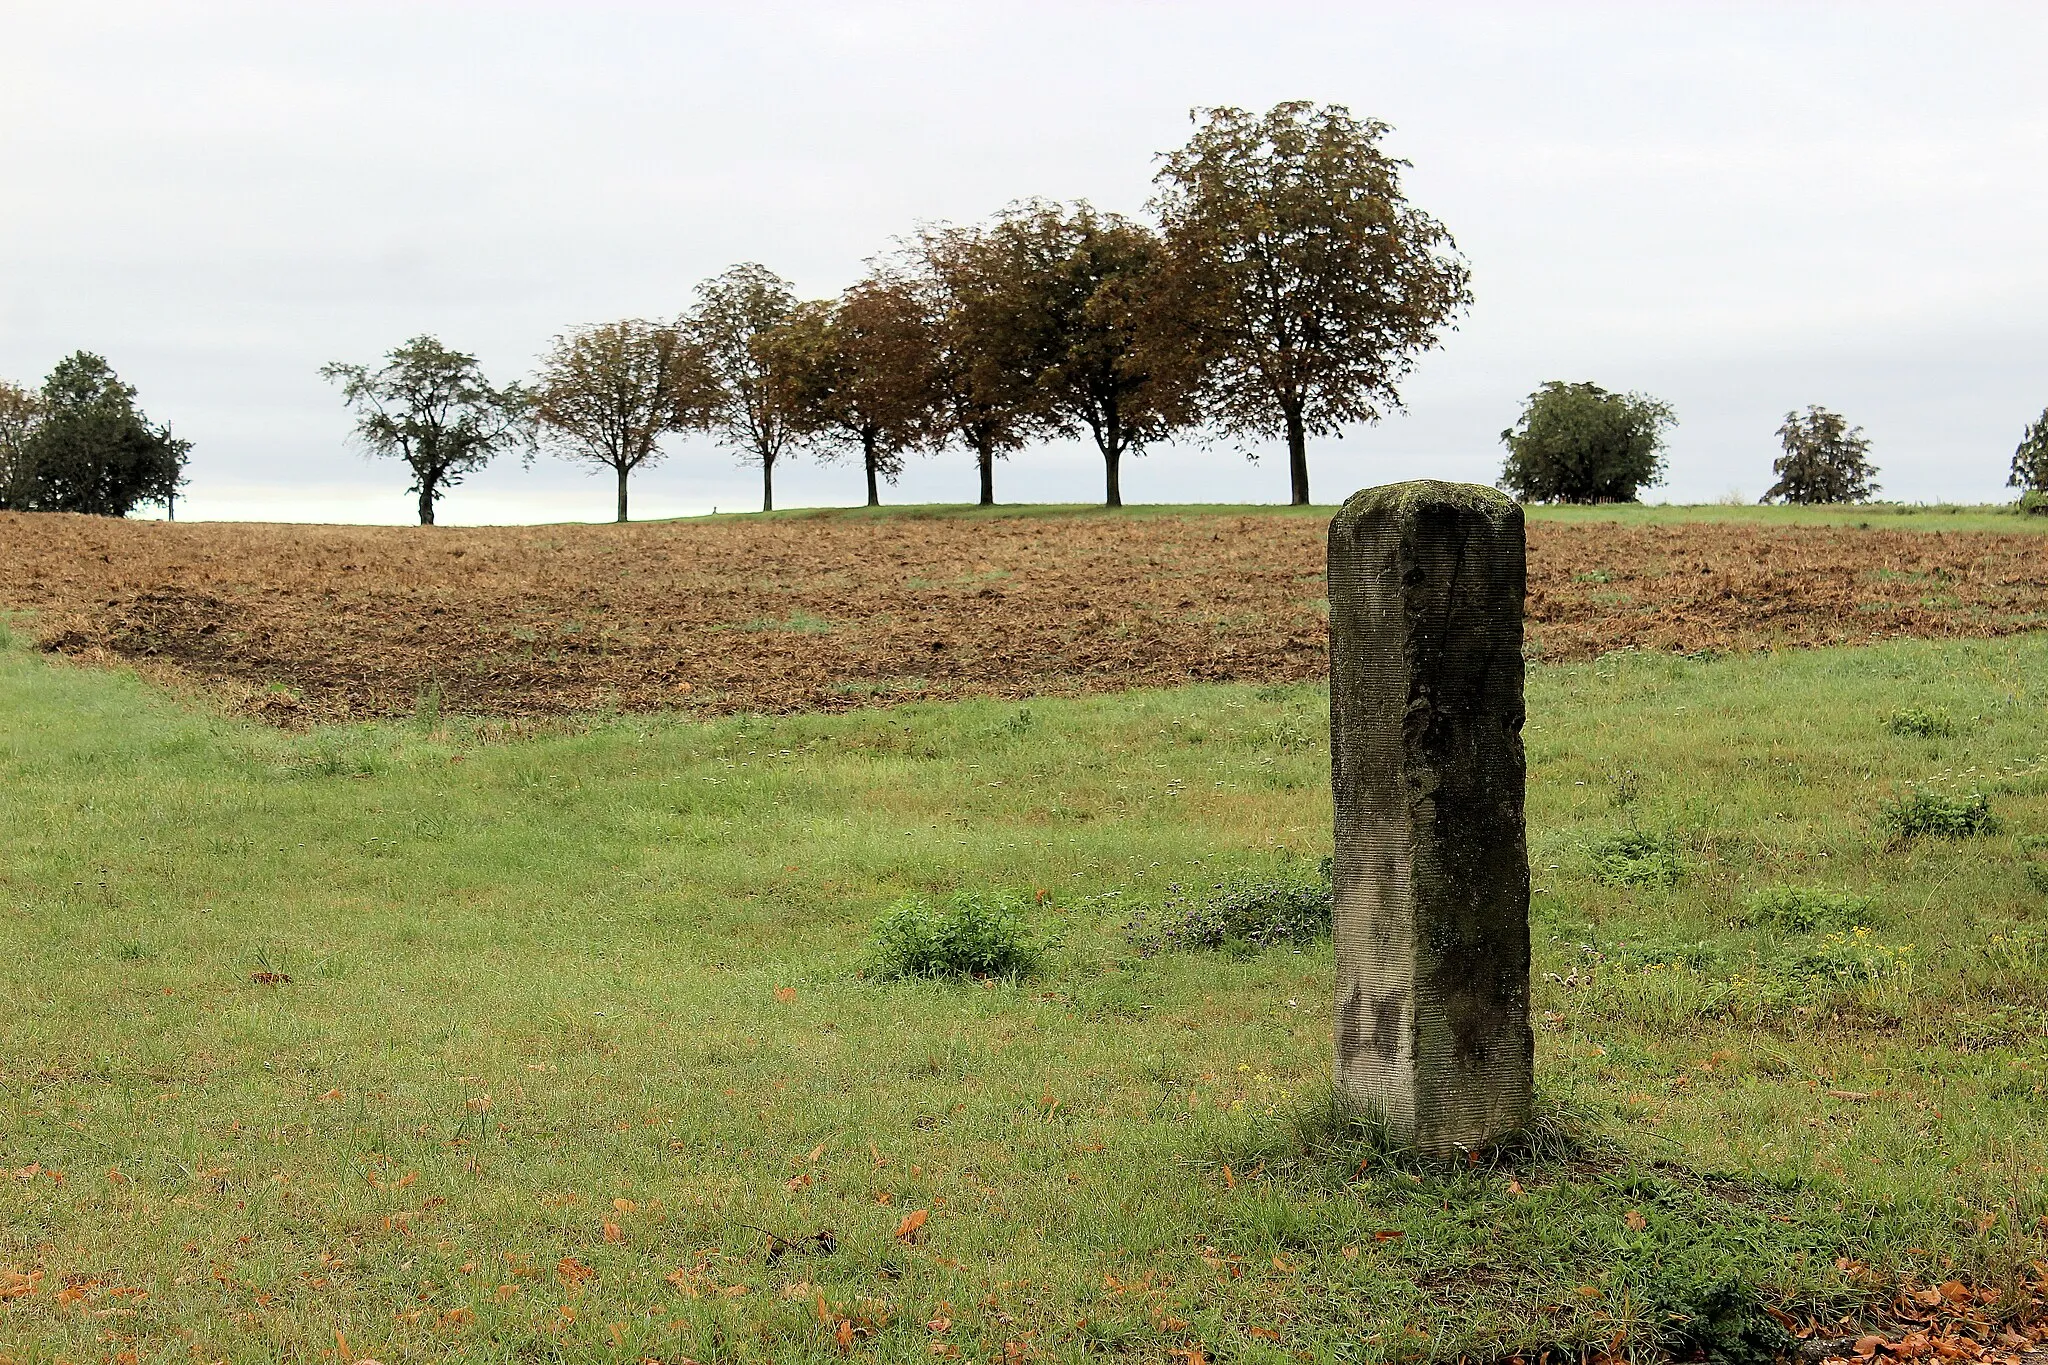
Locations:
1507;1179;1524;1196
614;1197;637;1213
807;1144;826;1164
1249;1326;1282;1342
1624;1208;1647;1231
556;1256;595;1287
926;1316;952;1333
775;987;797;1003
317;1089;343;1102
894;1209;930;1243
1373;1229;1404;1242
1221;1163;1235;1190
603;1220;623;1243
784;1173;813;1193
1340;1245;1360;1261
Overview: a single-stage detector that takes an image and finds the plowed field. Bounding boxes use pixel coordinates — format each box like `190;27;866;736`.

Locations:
2;510;2044;723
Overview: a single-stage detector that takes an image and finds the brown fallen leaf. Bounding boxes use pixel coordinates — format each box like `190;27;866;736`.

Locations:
1624;1208;1647;1231
556;1256;595;1287
774;987;797;1003
894;1209;929;1243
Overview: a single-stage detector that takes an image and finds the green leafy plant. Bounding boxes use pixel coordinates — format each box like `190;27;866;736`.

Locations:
867;890;1043;980
1777;928;1913;985
1879;790;1997;841
1743;886;1879;933
1126;858;1332;956
1882;705;1957;738
1589;829;1685;888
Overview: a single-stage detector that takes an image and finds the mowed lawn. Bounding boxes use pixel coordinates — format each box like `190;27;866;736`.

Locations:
2;618;2046;1363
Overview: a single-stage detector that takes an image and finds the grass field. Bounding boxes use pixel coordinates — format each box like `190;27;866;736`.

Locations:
3;611;2047;1363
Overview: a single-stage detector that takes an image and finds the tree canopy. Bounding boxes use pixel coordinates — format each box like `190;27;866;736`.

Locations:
2010;407;2048;500
0;353;188;517
910;225;1045;506
534;320;716;522
1153;101;1472;505
1763;406;1879;505
320;337;531;526
770;273;941;507
1499;381;1675;504
983;200;1196;508
687;263;800;513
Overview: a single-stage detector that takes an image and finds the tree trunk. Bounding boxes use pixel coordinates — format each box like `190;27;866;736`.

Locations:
166;491;175;522
1286;406;1310;506
616;464;630;523
1104;445;1122;508
977;440;995;507
418;477;437;526
762;458;773;513
864;433;881;508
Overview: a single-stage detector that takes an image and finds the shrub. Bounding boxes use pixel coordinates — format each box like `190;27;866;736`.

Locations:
1743;886;1879;933
1127;858;1332;956
1879;790;1998;841
1777;928;1913;985
1881;705;1957;738
2021;489;2048;517
867;891;1042;980
1589;829;1685;888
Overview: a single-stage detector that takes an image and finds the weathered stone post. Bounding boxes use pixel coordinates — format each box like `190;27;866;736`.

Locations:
1327;480;1532;1156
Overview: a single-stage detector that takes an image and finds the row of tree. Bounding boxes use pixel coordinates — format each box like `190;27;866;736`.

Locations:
1495;380;2015;506
325;101;1475;523
0;353;190;517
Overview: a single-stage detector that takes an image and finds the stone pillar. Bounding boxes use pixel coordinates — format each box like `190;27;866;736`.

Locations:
1327;480;1532;1156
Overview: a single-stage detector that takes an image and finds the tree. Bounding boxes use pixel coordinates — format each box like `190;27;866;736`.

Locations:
320;338;530;526
1153;101;1473;506
2010;407;2048;499
4;353;189;516
534;320;715;523
769;273;941;507
687;263;800;513
1499;381;1675;504
0;380;41;510
983;200;1196;508
911;225;1044;505
1763;406;1879;505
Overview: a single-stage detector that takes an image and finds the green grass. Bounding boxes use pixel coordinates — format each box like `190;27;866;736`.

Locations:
665;500;2048;534
2;627;2047;1362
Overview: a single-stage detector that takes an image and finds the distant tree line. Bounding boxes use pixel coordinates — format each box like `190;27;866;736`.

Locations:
8;101;2048;522
324;101;1476;523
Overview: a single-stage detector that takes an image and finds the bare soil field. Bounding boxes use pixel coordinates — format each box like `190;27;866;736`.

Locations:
2;509;2044;723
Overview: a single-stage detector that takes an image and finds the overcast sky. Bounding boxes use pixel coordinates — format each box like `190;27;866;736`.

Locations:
4;1;2045;523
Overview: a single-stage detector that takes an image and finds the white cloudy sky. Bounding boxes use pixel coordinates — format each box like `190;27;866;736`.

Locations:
4;1;2045;523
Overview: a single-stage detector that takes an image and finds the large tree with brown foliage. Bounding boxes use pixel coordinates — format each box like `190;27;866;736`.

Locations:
983;200;1197;508
1153;101;1472;505
534;320;717;522
687;263;800;513
769;273;941;507
910;225;1046;505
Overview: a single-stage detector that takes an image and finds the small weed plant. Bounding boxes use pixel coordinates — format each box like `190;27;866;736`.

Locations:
1879;789;1997;841
1589;828;1685;888
1126;857;1332;956
1882;705;1957;738
868;890;1043;980
1744;886;1879;933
